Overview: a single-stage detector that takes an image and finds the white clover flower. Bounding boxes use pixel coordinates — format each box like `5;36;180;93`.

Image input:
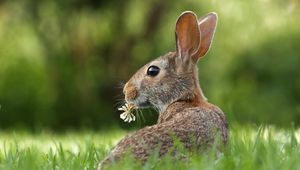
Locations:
118;103;135;123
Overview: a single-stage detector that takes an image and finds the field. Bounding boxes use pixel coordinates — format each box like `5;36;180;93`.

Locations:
0;125;299;170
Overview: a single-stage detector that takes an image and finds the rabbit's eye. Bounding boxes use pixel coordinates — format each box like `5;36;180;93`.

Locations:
147;65;160;76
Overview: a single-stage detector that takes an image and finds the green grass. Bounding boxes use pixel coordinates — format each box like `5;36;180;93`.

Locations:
0;125;299;170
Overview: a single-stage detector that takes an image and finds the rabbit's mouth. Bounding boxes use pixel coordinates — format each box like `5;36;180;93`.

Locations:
127;99;151;109
136;100;151;108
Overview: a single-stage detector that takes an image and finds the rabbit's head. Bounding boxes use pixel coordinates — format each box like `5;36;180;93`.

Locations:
123;11;217;112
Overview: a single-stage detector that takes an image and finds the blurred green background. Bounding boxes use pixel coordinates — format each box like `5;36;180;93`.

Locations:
0;0;299;130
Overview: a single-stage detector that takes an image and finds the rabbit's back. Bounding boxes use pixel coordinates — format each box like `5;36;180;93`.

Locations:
182;106;228;145
161;104;228;145
100;104;228;166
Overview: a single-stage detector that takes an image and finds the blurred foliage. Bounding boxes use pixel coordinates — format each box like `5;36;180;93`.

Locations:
0;0;299;130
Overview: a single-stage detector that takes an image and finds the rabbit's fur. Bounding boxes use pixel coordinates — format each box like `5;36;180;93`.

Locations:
98;11;228;169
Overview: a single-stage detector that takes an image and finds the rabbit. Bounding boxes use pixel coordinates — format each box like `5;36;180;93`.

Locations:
98;11;228;169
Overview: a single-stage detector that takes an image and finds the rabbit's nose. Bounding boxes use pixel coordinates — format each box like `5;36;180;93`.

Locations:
123;82;137;100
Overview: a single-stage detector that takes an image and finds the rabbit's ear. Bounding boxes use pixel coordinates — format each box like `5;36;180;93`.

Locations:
175;11;201;61
193;12;218;61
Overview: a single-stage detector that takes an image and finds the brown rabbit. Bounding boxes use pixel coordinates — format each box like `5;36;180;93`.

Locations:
98;11;228;169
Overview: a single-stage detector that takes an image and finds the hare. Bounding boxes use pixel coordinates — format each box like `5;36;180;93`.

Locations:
98;11;228;169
